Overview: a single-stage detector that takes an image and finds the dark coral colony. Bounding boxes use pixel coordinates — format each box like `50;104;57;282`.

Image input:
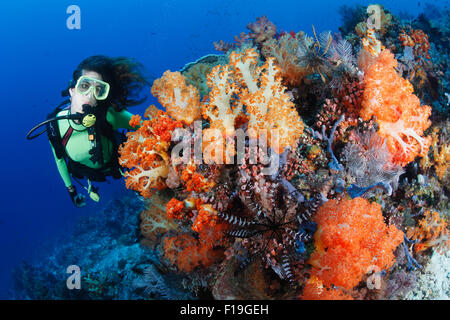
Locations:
14;4;449;300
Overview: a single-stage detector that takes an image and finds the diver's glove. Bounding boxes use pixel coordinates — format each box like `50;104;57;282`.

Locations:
67;185;86;208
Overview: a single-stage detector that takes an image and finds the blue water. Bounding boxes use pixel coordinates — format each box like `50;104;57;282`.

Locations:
0;0;445;299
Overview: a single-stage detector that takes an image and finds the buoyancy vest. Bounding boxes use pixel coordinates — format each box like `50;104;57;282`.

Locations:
47;102;126;182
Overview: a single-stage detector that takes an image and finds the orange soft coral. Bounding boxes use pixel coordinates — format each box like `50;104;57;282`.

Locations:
166;198;185;220
118;106;182;198
420;127;450;181
399;29;431;60
129;114;142;128
308;198;403;291
301;276;353;300
163;222;228;272
180;163;216;193
192;203;218;233
360;49;432;166
361;28;385;57
151;70;202;125
407;210;449;254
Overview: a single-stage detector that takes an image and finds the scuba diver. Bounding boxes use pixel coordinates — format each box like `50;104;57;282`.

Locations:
27;56;148;207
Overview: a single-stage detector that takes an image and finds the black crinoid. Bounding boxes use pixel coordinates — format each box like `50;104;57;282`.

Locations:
218;148;318;284
296;25;334;82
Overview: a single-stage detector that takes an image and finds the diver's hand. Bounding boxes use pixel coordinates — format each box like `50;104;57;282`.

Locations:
67;185;86;208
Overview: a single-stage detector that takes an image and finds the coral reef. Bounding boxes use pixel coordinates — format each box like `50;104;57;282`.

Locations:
15;3;450;301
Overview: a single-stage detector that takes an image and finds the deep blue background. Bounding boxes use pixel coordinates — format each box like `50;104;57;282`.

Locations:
0;0;439;298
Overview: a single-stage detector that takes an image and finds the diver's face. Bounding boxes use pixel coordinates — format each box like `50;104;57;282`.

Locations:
69;70;103;114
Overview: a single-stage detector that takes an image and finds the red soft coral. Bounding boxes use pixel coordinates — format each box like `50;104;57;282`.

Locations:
308;197;403;291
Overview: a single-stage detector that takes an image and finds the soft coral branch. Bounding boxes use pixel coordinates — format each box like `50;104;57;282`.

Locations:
118;106;182;198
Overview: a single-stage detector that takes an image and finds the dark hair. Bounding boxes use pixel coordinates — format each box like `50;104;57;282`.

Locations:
62;55;150;111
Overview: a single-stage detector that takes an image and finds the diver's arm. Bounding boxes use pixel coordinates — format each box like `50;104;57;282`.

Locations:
50;141;72;188
107;109;139;130
49;142;86;207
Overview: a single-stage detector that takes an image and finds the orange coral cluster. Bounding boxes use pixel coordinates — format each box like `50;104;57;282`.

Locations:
192;203;218;233
301;276;353;300
420;127;450;181
163;222;229;272
360;49;432;166
166;198;218;233
151;70;202;125
166;198;186;220
361;28;385;57
308;198;403;293
399;29;431;59
179;163;216;192
118;106;183;198
166;196;218;234
407;210;449;254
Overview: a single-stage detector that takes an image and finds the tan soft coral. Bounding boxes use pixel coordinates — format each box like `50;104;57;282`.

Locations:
360;49;432;166
151;71;202;125
261;32;306;87
355;4;392;37
228;48;304;153
202;48;304;157
140;193;178;243
308;198;403;292
203;64;242;134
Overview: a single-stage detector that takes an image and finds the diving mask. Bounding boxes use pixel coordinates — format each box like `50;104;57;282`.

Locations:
75;75;110;100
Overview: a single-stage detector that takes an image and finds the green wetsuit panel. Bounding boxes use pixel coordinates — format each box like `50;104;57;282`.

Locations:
51;107;134;187
50;141;72;187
